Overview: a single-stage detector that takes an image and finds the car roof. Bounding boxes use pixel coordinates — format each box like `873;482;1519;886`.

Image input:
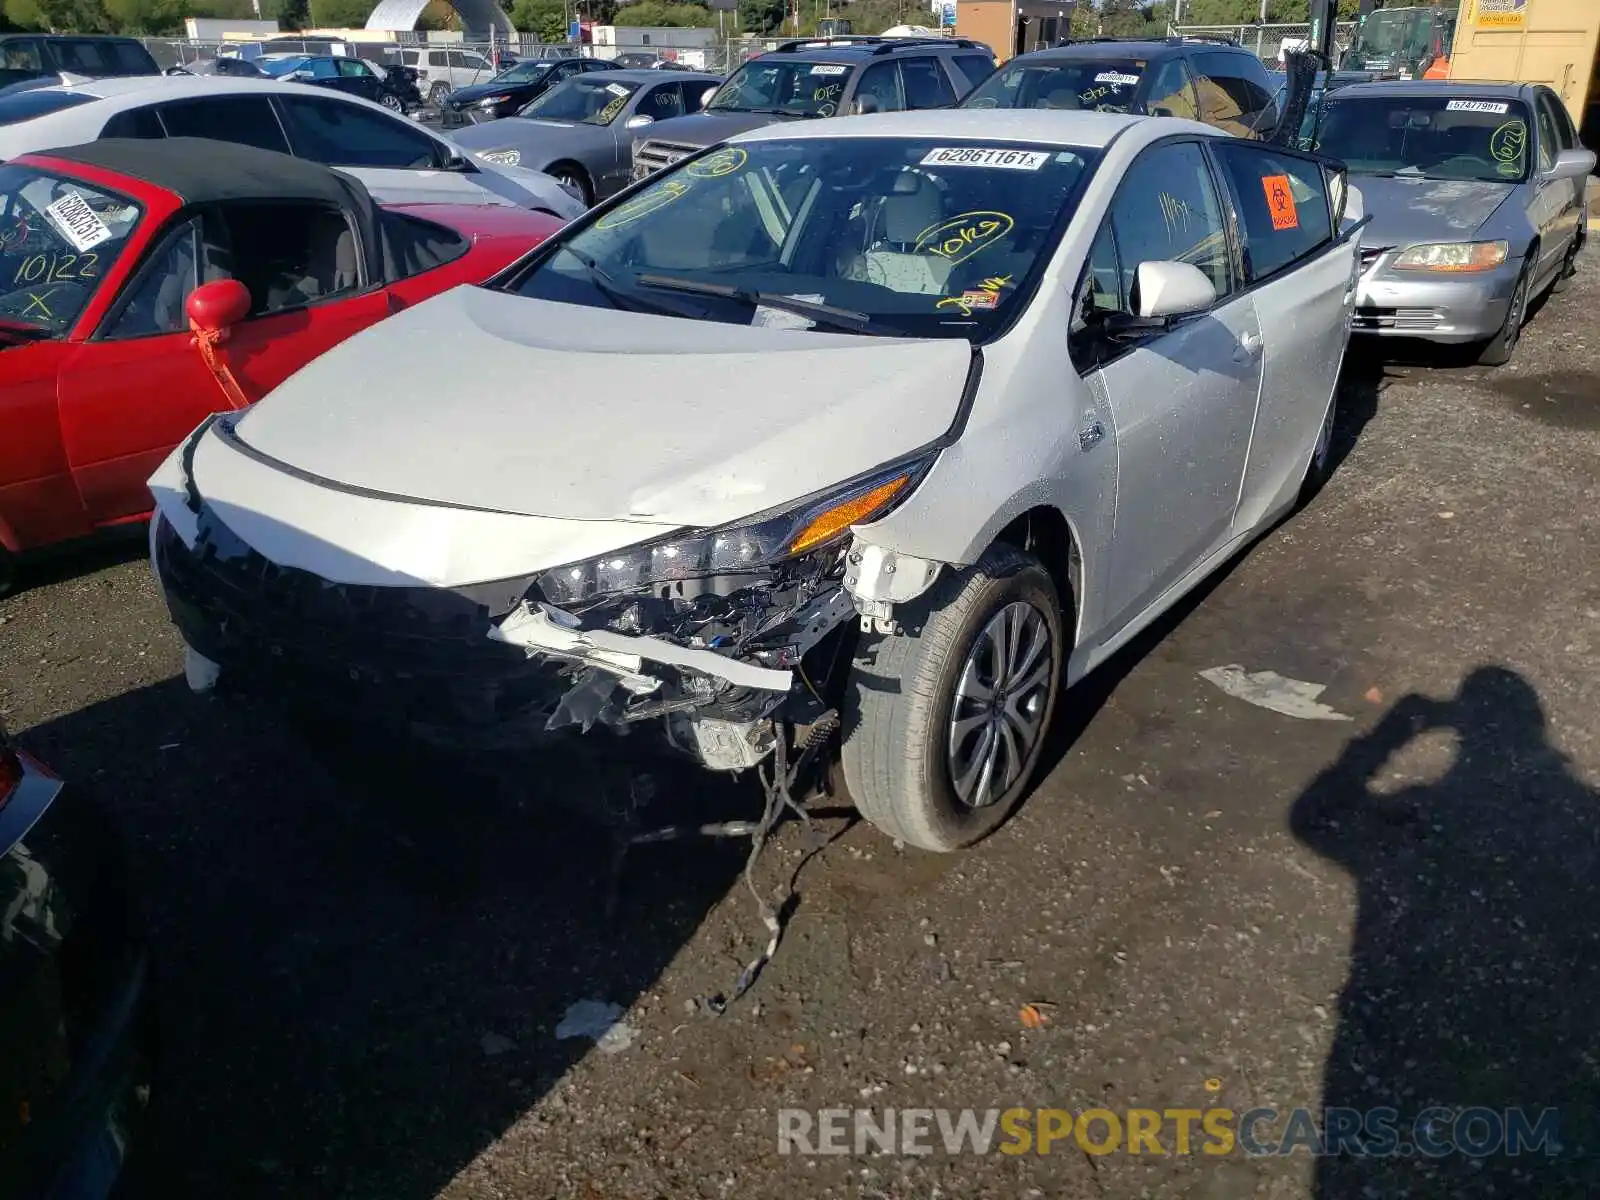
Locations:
574;68;720;83
1337;79;1529;100
1010;40;1191;63
755;40;968;64
28;136;370;210
22;73;418;112
730;107;1160;149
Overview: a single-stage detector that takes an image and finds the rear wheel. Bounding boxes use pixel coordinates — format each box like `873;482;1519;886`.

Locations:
379;92;404;112
428;81;451;105
0;548;14;599
1476;253;1534;367
841;544;1064;852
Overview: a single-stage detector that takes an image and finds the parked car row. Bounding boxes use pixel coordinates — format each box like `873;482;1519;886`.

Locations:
1;48;1595;1194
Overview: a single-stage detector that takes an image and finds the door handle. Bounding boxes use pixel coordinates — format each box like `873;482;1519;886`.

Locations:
1079;421;1105;451
1234;331;1264;362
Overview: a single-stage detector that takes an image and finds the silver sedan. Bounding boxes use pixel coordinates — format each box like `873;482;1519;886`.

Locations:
1315;80;1594;365
450;69;722;205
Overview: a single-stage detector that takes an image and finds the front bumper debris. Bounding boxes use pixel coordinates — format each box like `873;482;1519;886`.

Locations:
153;506;854;764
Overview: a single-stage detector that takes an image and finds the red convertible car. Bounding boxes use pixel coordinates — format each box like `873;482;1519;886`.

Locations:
0;137;563;594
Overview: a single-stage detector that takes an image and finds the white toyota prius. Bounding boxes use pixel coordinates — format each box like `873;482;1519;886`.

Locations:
149;110;1363;851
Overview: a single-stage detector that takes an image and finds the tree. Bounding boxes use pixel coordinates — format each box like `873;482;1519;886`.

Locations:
612;1;712;27
307;0;374;24
511;0;565;38
736;0;782;35
101;0;183;31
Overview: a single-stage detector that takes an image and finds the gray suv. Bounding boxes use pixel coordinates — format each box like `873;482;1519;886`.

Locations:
631;36;996;180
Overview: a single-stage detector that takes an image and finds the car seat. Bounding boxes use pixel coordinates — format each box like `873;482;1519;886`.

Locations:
1038;86;1080;110
841;171;952;295
265;212;358;310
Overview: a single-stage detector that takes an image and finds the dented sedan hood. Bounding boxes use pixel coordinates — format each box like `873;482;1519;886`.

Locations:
232;286;971;529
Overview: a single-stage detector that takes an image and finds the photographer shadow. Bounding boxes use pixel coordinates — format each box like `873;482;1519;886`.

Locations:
1290;666;1600;1196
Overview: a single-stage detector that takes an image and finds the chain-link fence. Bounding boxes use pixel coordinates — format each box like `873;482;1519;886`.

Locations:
137;35;772;81
1170;22;1356;67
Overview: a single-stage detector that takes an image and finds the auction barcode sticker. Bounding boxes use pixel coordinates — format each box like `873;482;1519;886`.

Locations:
1445;99;1509;114
809;64;848;75
920;147;1049;170
1094;71;1140;86
605;82;629;96
43;190;112;253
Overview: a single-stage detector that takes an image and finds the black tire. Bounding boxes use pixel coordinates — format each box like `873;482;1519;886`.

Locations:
428;81;451;105
1298;377;1341;506
841;544;1064;852
548;161;593;206
1476;252;1534;367
1551;224;1584;294
379;92;404;112
0;547;14;599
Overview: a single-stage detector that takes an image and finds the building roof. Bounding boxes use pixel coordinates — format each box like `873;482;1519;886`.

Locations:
28;136;369;211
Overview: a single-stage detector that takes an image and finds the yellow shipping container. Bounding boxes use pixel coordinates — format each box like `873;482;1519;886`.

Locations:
1449;0;1600;142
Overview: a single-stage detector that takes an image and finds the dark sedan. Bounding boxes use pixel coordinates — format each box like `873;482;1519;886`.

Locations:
0;721;153;1197
438;56;617;128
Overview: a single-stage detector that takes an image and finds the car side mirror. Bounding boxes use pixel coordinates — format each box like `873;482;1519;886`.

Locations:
1133;260;1216;319
853;94;881;115
186;279;251;335
625;113;654;129
1548;148;1597;181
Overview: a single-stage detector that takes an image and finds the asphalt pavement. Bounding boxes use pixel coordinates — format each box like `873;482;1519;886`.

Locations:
1;252;1598;1199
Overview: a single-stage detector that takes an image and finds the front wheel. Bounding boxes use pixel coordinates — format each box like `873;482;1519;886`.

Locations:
379;92;404;112
841;544;1064;852
428;81;451;105
1476;255;1534;367
548;162;593;206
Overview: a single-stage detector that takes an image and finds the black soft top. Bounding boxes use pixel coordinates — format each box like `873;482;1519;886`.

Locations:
29;138;450;287
34;137;373;213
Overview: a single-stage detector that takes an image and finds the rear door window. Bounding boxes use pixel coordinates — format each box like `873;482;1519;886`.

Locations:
0;39;44;76
276;95;442;167
900;56;955;109
1210;141;1334;281
157;96;290;154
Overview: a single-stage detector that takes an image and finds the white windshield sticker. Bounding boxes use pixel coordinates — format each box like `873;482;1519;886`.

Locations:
1094;71;1140;86
604;82;629;96
809;64;848;75
1445;99;1509;113
42;190;112;253
920;146;1050;171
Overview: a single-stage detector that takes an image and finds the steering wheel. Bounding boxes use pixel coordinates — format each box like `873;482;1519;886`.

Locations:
0;281;89;330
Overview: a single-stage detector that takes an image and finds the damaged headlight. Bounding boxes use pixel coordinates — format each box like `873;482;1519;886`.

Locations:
537;457;933;606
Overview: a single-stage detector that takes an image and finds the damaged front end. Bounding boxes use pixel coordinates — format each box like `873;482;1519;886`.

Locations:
154;449;942;772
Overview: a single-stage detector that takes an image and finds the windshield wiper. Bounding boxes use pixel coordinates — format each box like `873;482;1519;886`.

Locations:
556;247;705;319
0;317;52;346
634;275;882;333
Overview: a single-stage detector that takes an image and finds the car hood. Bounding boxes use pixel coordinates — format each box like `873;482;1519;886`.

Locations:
446;78;537;106
227;286;971;529
343;164;581;219
1352;173;1518;248
636;109;796;146
452;117;612;162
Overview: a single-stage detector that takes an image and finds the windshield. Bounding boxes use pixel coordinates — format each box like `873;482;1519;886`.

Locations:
707;60;855;117
1345;9;1450;68
962;58;1145;113
260;55;309;77
494;60;554;84
1315;95;1532;183
0;164;140;336
520;75;639;123
505;137;1099;341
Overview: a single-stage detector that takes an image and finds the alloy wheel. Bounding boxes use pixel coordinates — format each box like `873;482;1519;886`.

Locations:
380;93;403;111
947;601;1054;809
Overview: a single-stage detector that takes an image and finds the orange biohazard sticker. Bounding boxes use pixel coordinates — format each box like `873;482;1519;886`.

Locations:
1262;174;1299;231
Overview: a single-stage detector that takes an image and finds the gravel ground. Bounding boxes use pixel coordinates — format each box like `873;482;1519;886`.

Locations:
3;252;1599;1200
